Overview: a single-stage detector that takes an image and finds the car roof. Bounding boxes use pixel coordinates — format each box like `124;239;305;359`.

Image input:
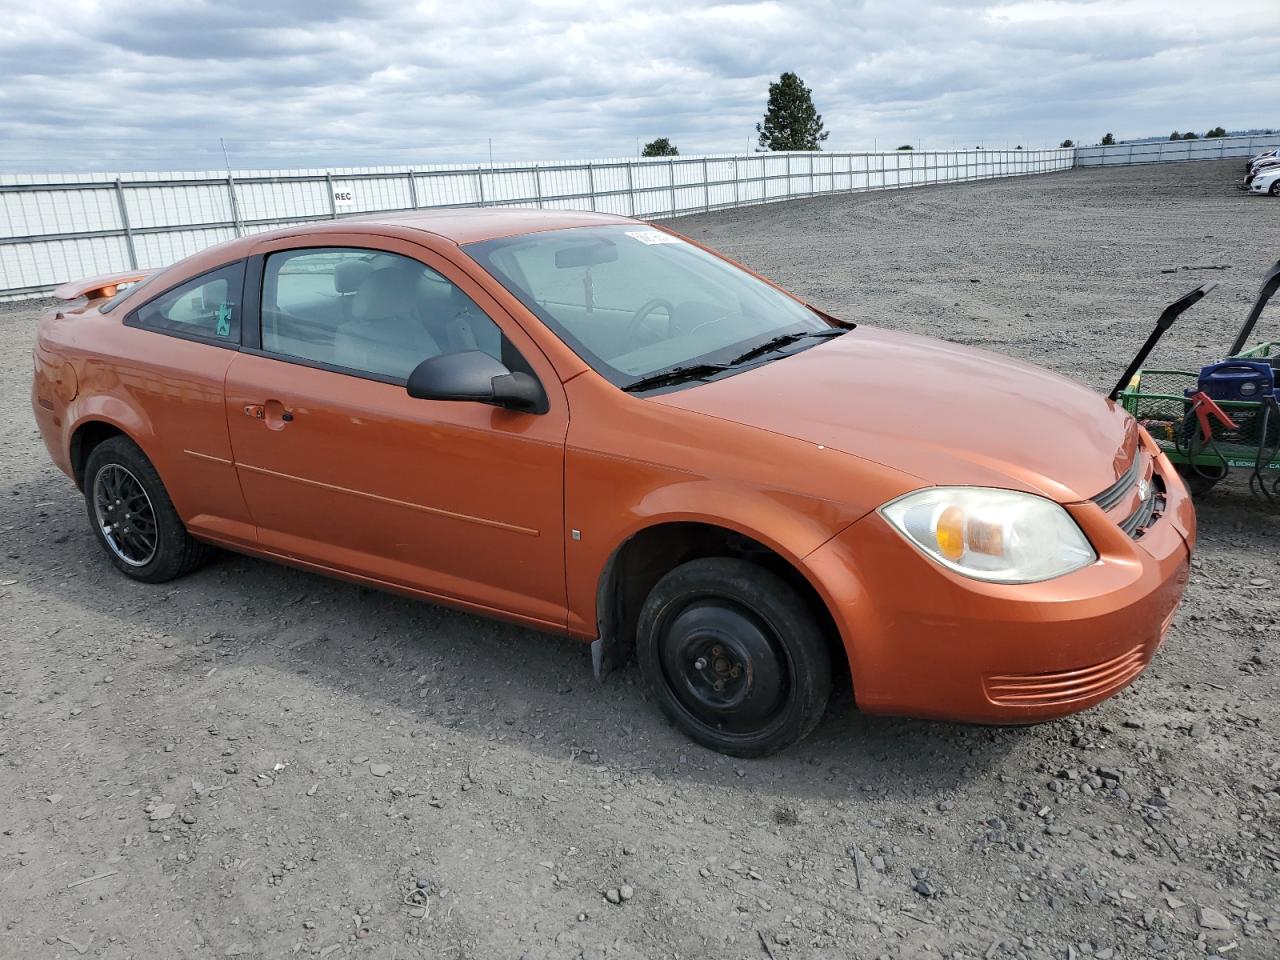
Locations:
95;207;648;315
260;207;639;246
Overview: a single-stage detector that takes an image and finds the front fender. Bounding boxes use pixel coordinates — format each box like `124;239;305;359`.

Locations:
564;456;869;638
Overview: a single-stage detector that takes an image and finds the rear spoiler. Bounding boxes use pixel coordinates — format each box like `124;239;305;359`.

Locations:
53;269;156;302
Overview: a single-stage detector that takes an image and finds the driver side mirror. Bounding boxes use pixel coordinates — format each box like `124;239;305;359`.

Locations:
406;351;547;414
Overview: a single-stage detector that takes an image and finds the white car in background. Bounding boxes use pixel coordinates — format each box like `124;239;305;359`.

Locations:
1244;155;1280;188
1246;148;1277;172
1249;165;1280;196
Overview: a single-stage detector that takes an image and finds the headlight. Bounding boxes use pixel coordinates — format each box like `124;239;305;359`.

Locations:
879;487;1096;583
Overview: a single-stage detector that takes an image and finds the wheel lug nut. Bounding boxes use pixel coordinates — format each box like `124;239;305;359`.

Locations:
711;645;723;657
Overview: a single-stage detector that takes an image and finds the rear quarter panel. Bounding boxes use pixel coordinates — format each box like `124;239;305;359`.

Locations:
34;303;255;546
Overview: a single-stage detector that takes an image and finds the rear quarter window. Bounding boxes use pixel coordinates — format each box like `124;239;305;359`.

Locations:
126;262;245;346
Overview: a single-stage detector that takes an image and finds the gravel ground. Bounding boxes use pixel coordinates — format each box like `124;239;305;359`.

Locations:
1;159;1278;960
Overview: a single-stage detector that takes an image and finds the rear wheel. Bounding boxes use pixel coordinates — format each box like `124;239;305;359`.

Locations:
84;436;212;583
1270;180;1280;197
636;558;832;757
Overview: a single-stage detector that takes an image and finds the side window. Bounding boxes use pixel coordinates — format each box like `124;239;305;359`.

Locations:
260;247;510;381
130;263;244;344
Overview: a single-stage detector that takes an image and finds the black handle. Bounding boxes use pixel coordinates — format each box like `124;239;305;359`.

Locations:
1227;259;1280;357
1107;281;1217;401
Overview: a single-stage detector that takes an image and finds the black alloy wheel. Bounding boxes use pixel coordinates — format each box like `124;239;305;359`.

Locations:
83;435;212;582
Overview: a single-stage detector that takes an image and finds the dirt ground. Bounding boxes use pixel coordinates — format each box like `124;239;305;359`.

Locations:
2;158;1278;960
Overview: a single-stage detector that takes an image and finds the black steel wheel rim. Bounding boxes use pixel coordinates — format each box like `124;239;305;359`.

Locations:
657;598;790;737
93;463;158;567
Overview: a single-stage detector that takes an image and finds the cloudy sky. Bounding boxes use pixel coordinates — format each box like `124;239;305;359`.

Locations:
0;0;1274;171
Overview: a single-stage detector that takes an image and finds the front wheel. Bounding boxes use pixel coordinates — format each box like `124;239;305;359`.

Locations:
83;436;212;583
1270;180;1280;197
636;558;832;757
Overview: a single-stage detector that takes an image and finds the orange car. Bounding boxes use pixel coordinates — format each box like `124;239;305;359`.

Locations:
31;209;1194;756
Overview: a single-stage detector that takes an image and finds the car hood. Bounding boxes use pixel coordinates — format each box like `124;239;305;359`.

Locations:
651;326;1138;504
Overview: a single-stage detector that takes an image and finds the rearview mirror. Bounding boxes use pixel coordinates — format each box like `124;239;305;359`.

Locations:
555;242;618;269
406;351;547;414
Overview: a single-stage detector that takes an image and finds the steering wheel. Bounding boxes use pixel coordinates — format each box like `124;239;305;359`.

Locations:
625;298;675;343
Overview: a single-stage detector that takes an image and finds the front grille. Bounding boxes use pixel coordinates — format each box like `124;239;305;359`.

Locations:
1091;450;1164;540
1092;457;1141;511
983;644;1148;708
1119;475;1165;537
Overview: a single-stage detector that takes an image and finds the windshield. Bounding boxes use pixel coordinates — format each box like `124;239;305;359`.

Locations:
464;226;832;388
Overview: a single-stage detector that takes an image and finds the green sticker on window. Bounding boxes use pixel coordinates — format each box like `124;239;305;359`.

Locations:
215;302;233;338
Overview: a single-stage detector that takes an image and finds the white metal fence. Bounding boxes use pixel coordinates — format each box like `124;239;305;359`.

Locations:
1075;133;1277;167
0;148;1073;300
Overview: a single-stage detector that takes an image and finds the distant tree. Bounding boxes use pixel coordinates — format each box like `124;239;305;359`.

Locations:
1169;131;1182;141
1016;145;1023;150
1060;139;1074;148
1205;126;1227;139
1101;132;1116;145
756;72;829;151
896;144;914;150
641;138;679;157
1182;131;1199;140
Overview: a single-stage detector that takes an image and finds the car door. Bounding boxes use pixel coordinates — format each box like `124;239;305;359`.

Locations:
223;236;570;629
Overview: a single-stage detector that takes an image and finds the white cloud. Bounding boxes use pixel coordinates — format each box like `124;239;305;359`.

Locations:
0;0;1274;170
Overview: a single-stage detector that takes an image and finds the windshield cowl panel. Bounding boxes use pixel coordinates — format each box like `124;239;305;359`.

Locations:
463;225;838;390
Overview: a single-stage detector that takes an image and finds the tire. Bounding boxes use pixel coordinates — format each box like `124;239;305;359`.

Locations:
1270;181;1280;197
83;435;212;583
636;557;832;757
1176;462;1225;497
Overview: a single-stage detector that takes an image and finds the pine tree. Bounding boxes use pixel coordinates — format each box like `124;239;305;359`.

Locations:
1101;133;1116;145
756;72;829;151
641;138;679;157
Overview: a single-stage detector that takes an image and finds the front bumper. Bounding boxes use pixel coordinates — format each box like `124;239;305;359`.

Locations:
804;448;1194;724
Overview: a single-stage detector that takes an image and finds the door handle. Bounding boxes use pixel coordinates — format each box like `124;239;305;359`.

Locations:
243;404;265;419
263;399;294;430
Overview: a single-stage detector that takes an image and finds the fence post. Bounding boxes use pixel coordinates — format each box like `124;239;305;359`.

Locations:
407;171;419;209
225;174;243;237
476;166;487;207
702;157;710;213
668;159;677;216
534;164;544;209
114;178;139;268
624;162;633;217
325;172;338;219
786;154;792;198
587;163;597;212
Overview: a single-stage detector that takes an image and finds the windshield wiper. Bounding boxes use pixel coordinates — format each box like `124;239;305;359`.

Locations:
727;327;847;366
621;362;731;393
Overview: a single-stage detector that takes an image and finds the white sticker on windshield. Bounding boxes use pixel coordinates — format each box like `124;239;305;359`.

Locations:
626;230;682;245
